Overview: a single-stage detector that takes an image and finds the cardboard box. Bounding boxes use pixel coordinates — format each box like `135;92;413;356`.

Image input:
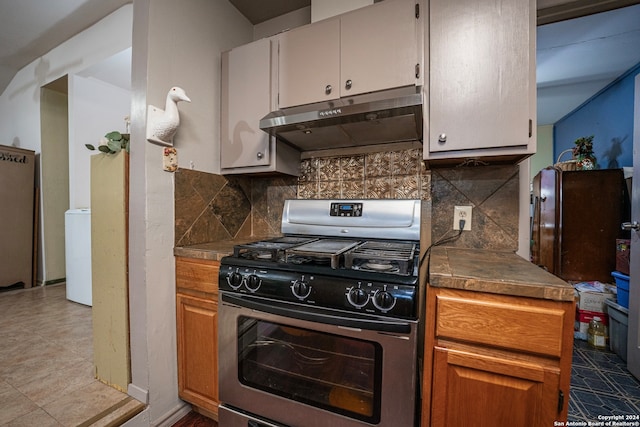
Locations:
574;282;615;340
575;309;609;341
575;281;616;312
616;239;631;275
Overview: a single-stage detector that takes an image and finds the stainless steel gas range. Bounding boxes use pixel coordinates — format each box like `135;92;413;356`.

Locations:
218;199;422;427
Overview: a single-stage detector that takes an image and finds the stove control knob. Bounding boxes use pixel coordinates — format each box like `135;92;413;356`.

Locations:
347;287;369;308
373;289;396;311
227;272;243;290
246;274;261;292
291;280;311;299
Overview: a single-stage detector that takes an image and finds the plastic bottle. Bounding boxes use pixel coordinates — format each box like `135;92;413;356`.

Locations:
587;316;607;349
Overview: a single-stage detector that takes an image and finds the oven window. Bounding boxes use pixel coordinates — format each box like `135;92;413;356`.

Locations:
237;316;382;424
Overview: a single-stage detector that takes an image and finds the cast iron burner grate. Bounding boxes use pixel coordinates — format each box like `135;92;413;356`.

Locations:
234;237;316;261
285;239;362;269
344;241;417;275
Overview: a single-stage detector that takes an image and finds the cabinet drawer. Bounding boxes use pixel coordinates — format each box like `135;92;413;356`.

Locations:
176;257;219;295
435;295;566;357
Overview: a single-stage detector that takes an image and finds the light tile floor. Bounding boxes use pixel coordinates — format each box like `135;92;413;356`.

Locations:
4;284;640;426
0;283;139;426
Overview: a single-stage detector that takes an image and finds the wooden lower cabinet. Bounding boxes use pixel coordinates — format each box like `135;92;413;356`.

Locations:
431;347;561;426
422;287;573;427
176;257;220;418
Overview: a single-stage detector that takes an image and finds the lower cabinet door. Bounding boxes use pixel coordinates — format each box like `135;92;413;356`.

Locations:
430;347;561;427
177;293;218;414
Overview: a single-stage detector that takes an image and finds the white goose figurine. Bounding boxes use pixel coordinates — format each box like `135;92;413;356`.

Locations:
146;87;191;146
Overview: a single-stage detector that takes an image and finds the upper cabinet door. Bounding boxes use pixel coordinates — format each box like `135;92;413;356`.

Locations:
428;0;533;155
278;0;421;109
221;38;272;169
278;18;341;109
341;0;419;97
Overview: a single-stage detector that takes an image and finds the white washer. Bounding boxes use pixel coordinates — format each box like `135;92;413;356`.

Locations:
65;209;92;306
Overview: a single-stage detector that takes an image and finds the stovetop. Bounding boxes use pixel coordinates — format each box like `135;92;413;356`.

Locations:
232;236;418;276
218;199;422;319
220;236;420;319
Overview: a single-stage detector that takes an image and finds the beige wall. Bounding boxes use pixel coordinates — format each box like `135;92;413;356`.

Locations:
91;151;129;392
40;85;69;284
531;124;554;180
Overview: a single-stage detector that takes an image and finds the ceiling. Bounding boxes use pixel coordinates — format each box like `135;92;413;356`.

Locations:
537;3;640;125
0;0;131;96
229;0;310;24
1;0;639;126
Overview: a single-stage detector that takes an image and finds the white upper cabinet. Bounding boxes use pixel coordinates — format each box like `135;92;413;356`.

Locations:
278;0;421;109
340;0;420;98
220;38;300;175
278;18;341;108
425;0;536;165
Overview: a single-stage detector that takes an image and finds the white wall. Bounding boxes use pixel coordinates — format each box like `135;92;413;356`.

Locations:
126;0;253;424
138;0;252;177
0;5;132;152
0;4;133;283
69;75;131;209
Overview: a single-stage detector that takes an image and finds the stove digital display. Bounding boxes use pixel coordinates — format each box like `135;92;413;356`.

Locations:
330;202;362;217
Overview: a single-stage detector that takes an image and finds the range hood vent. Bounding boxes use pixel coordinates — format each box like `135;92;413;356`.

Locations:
260;86;423;152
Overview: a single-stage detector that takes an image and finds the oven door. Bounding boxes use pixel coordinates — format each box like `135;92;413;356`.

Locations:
218;292;418;427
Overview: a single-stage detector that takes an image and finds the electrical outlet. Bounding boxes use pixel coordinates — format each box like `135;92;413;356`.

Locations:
453;206;472;231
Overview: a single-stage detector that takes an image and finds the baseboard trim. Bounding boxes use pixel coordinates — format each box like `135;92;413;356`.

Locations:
43;278;66;285
119;399;190;427
153;402;192;427
128;383;149;404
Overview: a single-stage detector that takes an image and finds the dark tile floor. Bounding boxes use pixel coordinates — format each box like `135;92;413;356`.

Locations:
569;339;640;422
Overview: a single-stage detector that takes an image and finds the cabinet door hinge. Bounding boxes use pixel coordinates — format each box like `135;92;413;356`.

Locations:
415;63;420;79
557;390;564;413
415;3;420;18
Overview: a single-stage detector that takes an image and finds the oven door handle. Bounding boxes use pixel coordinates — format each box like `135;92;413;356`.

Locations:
221;292;412;334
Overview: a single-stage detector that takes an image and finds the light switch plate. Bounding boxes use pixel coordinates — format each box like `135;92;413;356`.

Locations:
163;147;178;172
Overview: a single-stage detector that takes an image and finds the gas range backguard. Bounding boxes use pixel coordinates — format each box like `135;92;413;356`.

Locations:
281;199;421;241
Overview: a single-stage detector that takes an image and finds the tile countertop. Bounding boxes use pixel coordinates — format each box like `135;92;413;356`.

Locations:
429;247;575;302
174;242;237;261
174;237;280;261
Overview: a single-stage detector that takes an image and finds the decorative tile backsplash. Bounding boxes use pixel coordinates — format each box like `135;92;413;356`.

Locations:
298;148;430;200
174;147;520;253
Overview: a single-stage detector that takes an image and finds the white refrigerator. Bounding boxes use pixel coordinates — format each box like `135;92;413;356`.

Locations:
65;209;92;306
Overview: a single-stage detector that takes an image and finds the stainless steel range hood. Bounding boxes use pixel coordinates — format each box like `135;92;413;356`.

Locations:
260;86;423;152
